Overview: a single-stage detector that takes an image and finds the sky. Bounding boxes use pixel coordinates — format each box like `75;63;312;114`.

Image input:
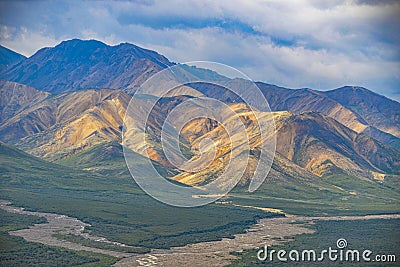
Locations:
0;0;399;101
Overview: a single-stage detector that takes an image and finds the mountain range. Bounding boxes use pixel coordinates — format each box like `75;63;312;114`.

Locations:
0;39;399;194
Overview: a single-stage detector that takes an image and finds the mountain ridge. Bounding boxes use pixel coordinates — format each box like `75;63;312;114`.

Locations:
0;39;173;94
0;45;26;71
256;82;400;149
321;86;400;138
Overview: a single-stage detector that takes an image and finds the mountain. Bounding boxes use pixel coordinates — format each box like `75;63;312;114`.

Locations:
0;45;26;71
0;80;50;124
183;80;400;150
15;90;129;160
1;39;399;266
0;82;133;159
360;126;400;151
0;39;173;94
321;86;400;138
274;111;400;176
169;105;399;186
0;82;193;162
1;80;398;182
256;82;400;150
256;83;368;132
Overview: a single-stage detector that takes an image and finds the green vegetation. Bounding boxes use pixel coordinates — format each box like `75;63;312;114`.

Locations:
0;142;278;250
58;141;177;178
0;210;118;266
0;208;46;231
229;172;400;216
229;218;400;266
59;142;400;217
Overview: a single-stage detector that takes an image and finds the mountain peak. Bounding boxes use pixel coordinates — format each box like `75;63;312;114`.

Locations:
327;86;399;104
0;39;173;93
325;85;399;104
57;38;107;49
331;85;375;95
322;85;400;138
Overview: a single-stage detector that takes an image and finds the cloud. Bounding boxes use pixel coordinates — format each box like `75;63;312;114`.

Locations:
0;0;399;101
0;25;62;56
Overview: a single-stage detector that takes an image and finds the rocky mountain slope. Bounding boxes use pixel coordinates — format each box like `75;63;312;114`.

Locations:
0;83;130;159
274;111;400;176
0;80;50;124
257;83;400;149
0;45;26;71
185;80;400;150
170;106;399;186
321;86;400;138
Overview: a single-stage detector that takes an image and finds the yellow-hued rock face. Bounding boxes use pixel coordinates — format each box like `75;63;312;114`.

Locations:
169;108;400;185
1;82;399;185
3;89;131;160
371;171;385;181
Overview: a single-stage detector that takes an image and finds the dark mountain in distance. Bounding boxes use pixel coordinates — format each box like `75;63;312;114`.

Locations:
255;82;400;150
185;80;400;150
0;45;26;71
321;86;400;138
0;39;173;94
274;111;400;176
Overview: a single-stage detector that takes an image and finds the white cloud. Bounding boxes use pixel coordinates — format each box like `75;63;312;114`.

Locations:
0;25;62;56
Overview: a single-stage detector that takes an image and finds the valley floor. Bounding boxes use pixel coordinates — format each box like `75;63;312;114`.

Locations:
115;214;400;267
1;200;398;267
0;200;134;258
